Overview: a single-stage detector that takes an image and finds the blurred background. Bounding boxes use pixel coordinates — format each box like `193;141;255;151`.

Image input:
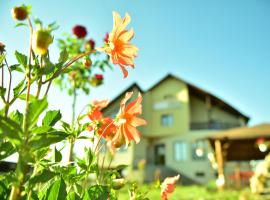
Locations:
0;0;269;126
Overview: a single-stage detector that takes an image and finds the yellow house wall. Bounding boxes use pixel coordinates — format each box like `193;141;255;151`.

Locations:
153;131;217;184
189;96;208;123
144;77;189;137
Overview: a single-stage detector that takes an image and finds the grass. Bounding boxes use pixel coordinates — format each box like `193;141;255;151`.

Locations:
117;184;265;200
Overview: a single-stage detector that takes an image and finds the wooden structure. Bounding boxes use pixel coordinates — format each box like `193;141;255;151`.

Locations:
208;124;270;189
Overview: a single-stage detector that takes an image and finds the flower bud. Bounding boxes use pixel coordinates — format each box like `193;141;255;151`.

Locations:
112;178;125;190
11;6;28;21
0;42;5;53
90;74;103;87
83;58;92;68
32;29;53;55
72;25;87;38
85;39;95;50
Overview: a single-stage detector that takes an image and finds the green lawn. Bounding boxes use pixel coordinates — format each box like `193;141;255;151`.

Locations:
117;185;265;200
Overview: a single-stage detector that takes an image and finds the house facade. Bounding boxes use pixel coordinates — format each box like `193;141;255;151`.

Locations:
102;74;249;184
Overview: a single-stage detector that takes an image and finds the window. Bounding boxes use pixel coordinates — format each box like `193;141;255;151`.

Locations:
164;94;174;100
161;114;173;126
174;141;187;161
192;140;207;160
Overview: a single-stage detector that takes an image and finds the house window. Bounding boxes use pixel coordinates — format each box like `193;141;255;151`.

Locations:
174;141;187;161
161;114;173;126
164;94;174;100
192;140;207;160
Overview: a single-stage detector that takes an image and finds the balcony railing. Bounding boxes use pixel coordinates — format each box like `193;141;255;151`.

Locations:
190;122;240;130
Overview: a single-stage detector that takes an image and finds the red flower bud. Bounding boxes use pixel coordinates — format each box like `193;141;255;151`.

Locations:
85;39;95;50
72;25;87;38
83;58;92;68
11;6;28;21
95;74;103;80
104;32;109;43
0;42;5;53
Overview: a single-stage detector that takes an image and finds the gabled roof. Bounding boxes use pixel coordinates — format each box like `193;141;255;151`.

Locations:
104;74;249;122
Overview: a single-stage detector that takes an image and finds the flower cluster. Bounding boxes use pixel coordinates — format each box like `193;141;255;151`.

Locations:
87;92;146;154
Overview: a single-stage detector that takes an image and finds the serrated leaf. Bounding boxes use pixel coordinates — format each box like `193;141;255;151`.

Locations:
9;110;23;126
15;51;27;69
0;116;22;146
29;131;69;151
29;170;57;185
13;79;25;98
28;98;48;129
0;141;16;160
58;49;68;63
53;147;62;162
41;58;55;75
9;64;24;72
42;110;61;126
0;87;6;102
83;185;109;200
31;125;51;134
66;191;80;200
43;178;67;200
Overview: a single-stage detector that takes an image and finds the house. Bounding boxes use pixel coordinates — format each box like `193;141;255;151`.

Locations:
101;74;249;184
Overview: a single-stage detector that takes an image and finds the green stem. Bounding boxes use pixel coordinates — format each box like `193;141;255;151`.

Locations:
68;87;77;163
9;16;33;200
4;59;12;116
36;57;43;99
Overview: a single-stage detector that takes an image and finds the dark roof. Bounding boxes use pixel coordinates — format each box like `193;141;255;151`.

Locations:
104;74;249;122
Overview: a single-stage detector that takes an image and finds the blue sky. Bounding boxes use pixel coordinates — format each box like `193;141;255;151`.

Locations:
0;0;270;125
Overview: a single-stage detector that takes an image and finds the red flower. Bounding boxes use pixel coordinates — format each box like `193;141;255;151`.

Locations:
85;39;95;50
72;25;87;38
161;175;180;200
95;74;103;80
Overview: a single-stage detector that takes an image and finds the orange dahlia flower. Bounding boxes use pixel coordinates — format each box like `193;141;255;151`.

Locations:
161;175;180;200
104;11;138;78
112;92;146;147
87;99;109;121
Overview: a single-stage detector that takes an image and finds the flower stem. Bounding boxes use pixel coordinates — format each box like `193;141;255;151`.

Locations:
9;16;33;200
4;59;12;116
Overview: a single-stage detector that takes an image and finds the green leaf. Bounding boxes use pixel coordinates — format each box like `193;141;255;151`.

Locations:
0;53;6;66
15;23;27;28
42;110;61;126
0;141;16;160
58;49;68;63
44;178;67;200
83;185;109;200
41;58;55;75
0;87;6;102
15;51;27;69
13;79;25;98
9;64;24;72
29;170;57;185
31;125;51;134
66;192;80;200
29;131;69;151
0;116;22;146
28;98;48;128
48;21;59;32
115;164;129;171
9;110;23;126
53;147;62;162
18;93;36;102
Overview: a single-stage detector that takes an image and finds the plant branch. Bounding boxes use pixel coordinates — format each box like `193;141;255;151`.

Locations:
42;50;96;84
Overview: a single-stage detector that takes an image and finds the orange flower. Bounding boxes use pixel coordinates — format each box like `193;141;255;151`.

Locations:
111;92;146;147
87;99;109;121
104;11;138;78
161;175;180;200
